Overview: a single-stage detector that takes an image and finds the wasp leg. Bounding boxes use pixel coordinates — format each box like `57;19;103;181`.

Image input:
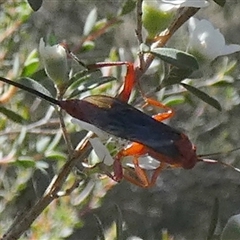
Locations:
87;61;135;103
113;142;146;182
142;97;174;121
118;62;135;102
113;142;167;187
123;157;167;188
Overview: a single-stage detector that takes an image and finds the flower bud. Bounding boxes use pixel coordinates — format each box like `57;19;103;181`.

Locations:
142;0;209;38
39;38;68;85
142;0;174;38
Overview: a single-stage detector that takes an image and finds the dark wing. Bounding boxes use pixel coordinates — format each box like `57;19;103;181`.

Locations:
81;95;181;158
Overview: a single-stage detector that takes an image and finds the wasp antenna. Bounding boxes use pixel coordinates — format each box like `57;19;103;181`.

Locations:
0;76;60;106
198;147;240;158
198;158;240;173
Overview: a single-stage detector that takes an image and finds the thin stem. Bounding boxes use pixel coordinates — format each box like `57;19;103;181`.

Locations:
73;17;121;53
57;106;73;154
136;0;144;70
56;89;73;154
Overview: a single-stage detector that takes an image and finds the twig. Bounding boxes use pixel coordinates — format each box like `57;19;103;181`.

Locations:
135;0;143;44
0;85;18;103
135;0;144;70
73;17;121;53
0;20;22;43
56;88;73;154
1;134;92;240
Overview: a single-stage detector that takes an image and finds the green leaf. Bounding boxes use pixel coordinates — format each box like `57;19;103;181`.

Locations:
45;151;67;161
22;61;39;77
13;158;36;168
221;214;240;240
150;48;199;71
207;198;219;240
35;161;49;170
27;0;43;11
36;137;51;153
213;0;226;7
0;106;26;124
68;76;116;98
162;67;193;87
94;214;105;240
142;3;173;38
16;127;27;145
181;83;222;111
115;204;123;240
46;131;62;151
162;229;171;240
162;95;185;106
84;8;98;36
19;77;53;98
81;41;95;52
67;69;90;88
92;19;107;32
120;0;136;16
21;49;40;77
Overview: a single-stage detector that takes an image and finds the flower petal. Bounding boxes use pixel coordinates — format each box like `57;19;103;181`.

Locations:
188;18;240;61
220;44;240;57
71;118;108;140
162;0;209;8
123;155;160;170
89;138;114;166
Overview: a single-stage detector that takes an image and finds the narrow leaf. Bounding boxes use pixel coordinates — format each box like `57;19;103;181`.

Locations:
19;77;53;98
115;204;123;240
69;76;116;98
213;0;226;7
84;8;98;36
221;214;240;240
27;0;43;11
21;49;40;77
81;41;95;52
181;83;222;111
94;214;105;240
207;198;219;240
163;95;185;106
162;67;193;87
22;61;39;77
0;106;26;124
68;69;91;89
120;0;137;16
45;151;67;161
151;48;199;71
14;158;36;168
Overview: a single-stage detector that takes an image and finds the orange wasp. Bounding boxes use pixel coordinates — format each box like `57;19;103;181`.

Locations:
0;62;239;187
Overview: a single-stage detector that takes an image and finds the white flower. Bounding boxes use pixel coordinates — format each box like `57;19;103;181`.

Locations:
71;118;108;140
89;137;114;166
72;118;115;166
123;155;160;170
188;18;240;61
39;38;68;84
